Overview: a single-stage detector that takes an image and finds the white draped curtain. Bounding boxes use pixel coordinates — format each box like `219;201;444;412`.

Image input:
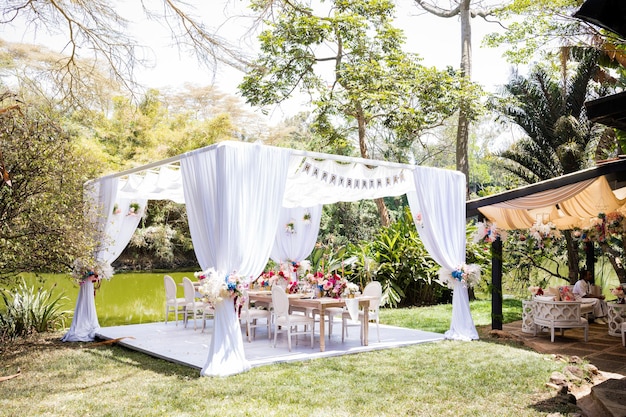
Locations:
407;166;478;341
97;198;148;266
270;205;323;268
181;142;292;377
62;178;115;342
62;179;148;342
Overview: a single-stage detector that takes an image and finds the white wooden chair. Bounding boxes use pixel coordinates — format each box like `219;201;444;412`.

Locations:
533;299;588;343
182;276;205;330
271;285;315;351
164;275;185;325
240;289;271;342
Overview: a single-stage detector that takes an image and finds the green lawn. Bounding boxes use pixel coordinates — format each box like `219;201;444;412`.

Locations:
1;274;585;416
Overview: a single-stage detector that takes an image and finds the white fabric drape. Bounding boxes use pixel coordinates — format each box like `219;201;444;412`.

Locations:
181;141;292;377
270;205;322;265
407;166;478;341
61;280;100;342
117;167;185;204
62;178;117;342
63;179;147;342
282;156;414;207
98;198;147;265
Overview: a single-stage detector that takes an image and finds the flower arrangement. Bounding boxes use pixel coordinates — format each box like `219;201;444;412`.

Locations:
579;211;626;243
285;220;296;234
611;286;625;303
128;202;141;216
112;203;121;215
71;258;114;284
473;221;507;244
302;211;312;225
197;268;245;305
528;286;544;296
343;282;360;297
528;219;561;247
287;280;299;294
307;272;348;298
255;271;274;289
436;264;481;289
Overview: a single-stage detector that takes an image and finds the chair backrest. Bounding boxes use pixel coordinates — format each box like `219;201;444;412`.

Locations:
164;275;177;300
182;277;196;304
271;285;289;317
363;281;382;310
533;300;582;326
241;289;252;313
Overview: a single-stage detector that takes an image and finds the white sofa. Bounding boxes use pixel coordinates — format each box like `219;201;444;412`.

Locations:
533;299;589;342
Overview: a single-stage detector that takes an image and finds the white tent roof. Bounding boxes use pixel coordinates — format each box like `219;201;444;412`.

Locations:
99;141;416;207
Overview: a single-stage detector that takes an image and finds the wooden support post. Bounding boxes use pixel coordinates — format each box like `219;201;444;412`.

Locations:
491;237;503;330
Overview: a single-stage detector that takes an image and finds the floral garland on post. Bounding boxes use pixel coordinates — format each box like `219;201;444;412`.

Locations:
71;258;114;292
436;264;481;289
472;221;507;244
197;268;245;308
576;211;626;243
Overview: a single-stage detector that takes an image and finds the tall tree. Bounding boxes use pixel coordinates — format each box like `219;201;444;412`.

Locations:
0;1;250;107
0;93;98;278
412;0;496;196
240;0;467;226
493;48;612;282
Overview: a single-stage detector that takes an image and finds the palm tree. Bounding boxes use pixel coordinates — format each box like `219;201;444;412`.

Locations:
494;47;613;283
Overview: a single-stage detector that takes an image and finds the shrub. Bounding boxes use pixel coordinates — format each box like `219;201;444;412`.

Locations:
0;278;70;340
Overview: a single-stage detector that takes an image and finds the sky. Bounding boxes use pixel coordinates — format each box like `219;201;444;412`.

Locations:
133;2;516;96
1;1;518;121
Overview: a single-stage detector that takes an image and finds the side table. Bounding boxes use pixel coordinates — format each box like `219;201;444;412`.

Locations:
607;302;626;337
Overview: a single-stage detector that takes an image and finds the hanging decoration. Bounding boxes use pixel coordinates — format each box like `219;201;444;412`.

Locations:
299;161;406;190
472;221;506;243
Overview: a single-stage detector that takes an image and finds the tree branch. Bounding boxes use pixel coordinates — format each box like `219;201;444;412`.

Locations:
413;0;460;18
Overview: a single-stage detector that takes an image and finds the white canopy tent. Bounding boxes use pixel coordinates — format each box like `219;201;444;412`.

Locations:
63;141;476;376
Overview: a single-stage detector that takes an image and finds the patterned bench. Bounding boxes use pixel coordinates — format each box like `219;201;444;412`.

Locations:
533;300;588;342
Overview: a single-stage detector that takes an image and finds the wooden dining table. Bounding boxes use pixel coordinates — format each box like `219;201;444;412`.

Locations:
247;290;371;352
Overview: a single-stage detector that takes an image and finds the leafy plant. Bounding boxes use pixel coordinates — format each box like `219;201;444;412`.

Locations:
0;278;70;340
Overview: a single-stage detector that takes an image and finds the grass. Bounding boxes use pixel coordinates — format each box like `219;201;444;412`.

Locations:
0;280;583;417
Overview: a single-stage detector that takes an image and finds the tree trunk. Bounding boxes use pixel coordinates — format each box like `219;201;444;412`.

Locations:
456;0;471;198
598;238;626;284
356;102;390;226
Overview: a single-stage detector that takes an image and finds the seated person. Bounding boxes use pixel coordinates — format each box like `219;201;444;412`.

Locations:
573;270;608;324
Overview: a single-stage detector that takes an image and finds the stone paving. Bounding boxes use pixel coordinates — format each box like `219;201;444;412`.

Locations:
501;320;626;375
499;320;626;417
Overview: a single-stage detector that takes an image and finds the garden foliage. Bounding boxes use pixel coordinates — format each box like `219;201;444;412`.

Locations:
0;278;69;340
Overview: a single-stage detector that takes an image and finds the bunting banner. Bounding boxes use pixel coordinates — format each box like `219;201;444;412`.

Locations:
300;161;407;190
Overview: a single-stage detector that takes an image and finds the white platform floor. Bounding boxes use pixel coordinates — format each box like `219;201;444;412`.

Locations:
96;318;445;370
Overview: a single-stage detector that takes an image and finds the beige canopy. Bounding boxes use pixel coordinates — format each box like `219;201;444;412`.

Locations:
467;158;626;231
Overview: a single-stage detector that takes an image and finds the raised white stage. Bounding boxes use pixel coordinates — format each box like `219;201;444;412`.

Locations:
96;319;445;370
